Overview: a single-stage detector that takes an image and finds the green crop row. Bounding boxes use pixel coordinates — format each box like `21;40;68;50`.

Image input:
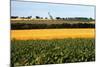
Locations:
11;38;95;66
11;23;95;30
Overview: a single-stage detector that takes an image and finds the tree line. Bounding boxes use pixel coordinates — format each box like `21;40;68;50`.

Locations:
11;16;95;21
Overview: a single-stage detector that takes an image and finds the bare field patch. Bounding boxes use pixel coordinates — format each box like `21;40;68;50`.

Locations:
11;19;95;24
11;28;95;40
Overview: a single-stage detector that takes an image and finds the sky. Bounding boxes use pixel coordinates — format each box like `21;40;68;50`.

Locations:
11;1;95;19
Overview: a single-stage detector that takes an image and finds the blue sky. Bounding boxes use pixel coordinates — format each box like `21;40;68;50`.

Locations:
11;1;95;19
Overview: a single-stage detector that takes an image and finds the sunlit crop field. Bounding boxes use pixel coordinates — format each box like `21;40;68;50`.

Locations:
11;28;95;40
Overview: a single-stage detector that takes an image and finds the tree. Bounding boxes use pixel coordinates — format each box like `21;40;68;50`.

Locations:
89;17;93;21
27;16;32;19
40;17;43;19
11;16;18;19
36;16;40;19
56;17;61;20
45;17;48;19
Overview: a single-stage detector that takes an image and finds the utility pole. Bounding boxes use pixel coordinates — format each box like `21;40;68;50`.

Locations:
48;12;53;20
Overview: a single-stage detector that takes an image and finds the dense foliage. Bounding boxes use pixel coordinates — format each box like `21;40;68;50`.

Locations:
11;38;95;66
11;23;95;30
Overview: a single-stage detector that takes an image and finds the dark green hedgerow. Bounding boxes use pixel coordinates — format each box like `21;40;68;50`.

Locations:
11;38;95;66
11;23;95;30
